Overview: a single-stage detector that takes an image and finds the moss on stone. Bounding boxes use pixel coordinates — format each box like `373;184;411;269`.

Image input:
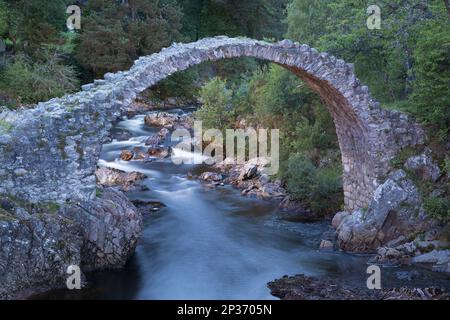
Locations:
0;119;13;133
390;147;422;169
42;202;61;214
96;188;103;198
57;135;68;160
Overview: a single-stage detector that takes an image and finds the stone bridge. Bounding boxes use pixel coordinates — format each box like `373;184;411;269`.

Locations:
0;36;424;211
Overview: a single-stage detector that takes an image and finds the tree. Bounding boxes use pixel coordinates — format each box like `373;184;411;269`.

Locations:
410;18;450;137
0;51;79;106
179;0;288;40
195;77;233;130
2;0;70;53
75;0;184;79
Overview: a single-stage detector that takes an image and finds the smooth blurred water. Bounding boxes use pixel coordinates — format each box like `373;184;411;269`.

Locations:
38;112;450;300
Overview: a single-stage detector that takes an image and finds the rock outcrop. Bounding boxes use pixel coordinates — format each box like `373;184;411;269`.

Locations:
268;274;449;300
404;151;441;182
0;203;83;299
336;170;434;252
63;188;143;271
0;188;142;299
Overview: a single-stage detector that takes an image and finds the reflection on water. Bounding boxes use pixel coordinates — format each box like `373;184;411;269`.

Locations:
38;112;450;300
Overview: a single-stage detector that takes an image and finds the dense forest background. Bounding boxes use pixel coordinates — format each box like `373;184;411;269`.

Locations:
0;0;449;214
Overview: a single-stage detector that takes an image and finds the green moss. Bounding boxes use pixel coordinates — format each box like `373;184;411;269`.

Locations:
1;194;62;216
423;196;450;221
37;138;48;149
0;119;13;133
42;202;61;214
390;147;422;169
56;240;66;250
95;188;103;198
75;142;84;161
0;213;17;222
57;135;68;160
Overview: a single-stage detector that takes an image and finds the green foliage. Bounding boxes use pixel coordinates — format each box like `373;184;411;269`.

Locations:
195;77;232;130
2;0;70;54
444;156;450;174
179;0;288;40
149;68;200;100
0;119;13;133
0;52;79;106
424;196;450;220
282;153;343;213
250;65;305;118
285;0;450;138
0;0;9;36
409;18;450;136
75;0;184;79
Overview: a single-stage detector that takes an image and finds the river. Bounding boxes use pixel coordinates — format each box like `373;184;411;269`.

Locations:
38;109;450;300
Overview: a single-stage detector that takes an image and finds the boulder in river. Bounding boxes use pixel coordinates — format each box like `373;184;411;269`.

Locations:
63;188;143;271
131;200;166;215
120;150;134;161
95;167;147;192
239;163;258;181
145;128;169;147
412;250;450;273
144;112;176;128
148;146;171;159
132;147;149;161
200;172;223;182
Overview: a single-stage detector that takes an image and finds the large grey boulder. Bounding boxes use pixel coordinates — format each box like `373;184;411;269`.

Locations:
0;188;142;299
95;167;147;192
0;202;83;299
412;250;450;273
238;164;258;181
404;152;441;182
63;188;143;271
336;170;434;252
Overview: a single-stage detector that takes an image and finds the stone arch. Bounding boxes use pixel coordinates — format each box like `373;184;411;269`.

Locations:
0;37;424;210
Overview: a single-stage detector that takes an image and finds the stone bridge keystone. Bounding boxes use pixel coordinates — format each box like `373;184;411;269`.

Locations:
0;37;424;211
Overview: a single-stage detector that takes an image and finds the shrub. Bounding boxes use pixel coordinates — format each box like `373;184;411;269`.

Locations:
195;77;233;130
409;18;450;139
0;52;79;107
283;153;343;214
424;196;450;221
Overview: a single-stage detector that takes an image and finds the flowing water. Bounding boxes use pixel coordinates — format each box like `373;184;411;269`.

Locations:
39;110;450;300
